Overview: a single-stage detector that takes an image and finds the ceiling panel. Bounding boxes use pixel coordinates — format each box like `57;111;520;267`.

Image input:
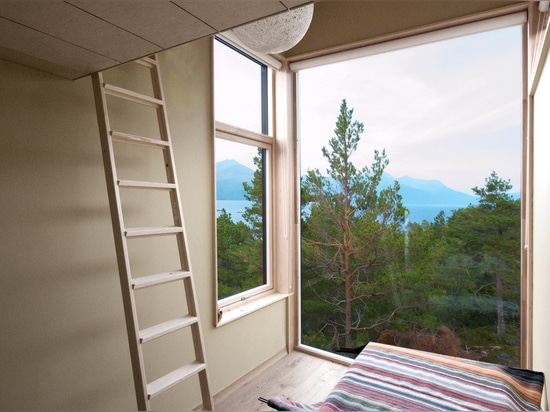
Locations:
0;44;85;79
0;16;118;77
175;0;286;31
68;1;216;49
0;1;161;63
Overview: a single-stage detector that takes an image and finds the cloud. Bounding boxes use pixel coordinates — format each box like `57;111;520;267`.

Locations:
298;25;522;193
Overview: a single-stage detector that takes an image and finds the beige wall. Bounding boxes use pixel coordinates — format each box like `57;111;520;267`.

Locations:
532;37;550;409
0;37;287;410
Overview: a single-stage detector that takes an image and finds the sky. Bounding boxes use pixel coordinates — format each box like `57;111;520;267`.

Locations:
215;24;523;195
297;25;523;194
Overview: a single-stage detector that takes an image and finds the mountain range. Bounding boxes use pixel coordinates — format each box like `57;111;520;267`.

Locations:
216;159;255;200
216;159;478;208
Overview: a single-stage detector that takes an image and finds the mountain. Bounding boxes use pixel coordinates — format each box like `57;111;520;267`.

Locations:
216;159;254;200
383;174;477;207
215;160;478;213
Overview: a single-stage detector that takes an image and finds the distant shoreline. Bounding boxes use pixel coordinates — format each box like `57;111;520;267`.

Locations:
216;199;472;225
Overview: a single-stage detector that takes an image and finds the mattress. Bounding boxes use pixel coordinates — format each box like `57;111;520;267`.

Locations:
267;342;545;411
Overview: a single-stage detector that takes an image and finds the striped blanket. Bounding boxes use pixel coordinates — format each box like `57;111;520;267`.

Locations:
267;342;545;411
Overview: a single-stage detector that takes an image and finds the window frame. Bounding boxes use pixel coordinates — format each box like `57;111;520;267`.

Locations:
213;37;287;326
290;9;531;367
215;123;273;303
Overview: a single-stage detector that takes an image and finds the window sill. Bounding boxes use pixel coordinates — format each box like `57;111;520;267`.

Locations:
296;344;353;367
216;292;289;327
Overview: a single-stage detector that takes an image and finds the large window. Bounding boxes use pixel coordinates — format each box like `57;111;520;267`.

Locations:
297;16;525;366
214;38;274;323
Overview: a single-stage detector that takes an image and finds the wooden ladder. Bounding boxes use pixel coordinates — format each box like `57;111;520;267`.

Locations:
91;55;213;411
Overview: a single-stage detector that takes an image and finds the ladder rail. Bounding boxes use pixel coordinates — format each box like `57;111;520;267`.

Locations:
149;56;212;387
91;71;149;410
150;56;214;410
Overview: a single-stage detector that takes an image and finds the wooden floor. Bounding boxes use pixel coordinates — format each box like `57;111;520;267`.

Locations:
214;350;349;411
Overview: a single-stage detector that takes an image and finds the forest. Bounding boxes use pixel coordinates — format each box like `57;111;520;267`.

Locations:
217;100;521;366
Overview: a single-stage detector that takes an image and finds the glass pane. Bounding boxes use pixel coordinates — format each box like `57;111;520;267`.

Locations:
214;39;263;134
299;26;522;366
216;138;266;300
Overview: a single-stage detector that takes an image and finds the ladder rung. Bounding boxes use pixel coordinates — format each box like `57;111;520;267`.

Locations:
140;315;198;343
118;179;177;190
135;56;158;69
147;362;206;400
132;270;191;290
111;131;170;148
125;226;183;238
104;83;163;108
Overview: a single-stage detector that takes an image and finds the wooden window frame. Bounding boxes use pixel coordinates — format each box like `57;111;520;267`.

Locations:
289;6;532;368
213;38;290;326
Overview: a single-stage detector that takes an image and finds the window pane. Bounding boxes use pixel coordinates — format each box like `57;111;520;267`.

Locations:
298;26;522;365
214;39;263;134
216;139;266;300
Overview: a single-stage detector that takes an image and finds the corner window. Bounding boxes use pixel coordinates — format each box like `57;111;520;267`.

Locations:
214;38;274;323
296;15;526;366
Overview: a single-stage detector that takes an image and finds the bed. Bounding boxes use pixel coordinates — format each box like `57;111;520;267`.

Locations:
265;342;545;411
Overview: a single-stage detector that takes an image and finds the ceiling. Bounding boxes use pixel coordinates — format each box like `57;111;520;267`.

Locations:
281;1;525;60
0;1;524;80
0;0;311;79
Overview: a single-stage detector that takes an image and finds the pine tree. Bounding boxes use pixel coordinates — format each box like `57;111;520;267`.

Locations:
301;99;407;348
446;171;520;338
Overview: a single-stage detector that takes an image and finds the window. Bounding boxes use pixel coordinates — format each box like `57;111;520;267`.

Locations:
296;15;525;366
214;38;270;135
214;37;276;324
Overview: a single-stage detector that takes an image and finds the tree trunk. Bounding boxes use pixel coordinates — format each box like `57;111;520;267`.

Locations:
345;272;353;347
496;257;505;338
343;197;353;347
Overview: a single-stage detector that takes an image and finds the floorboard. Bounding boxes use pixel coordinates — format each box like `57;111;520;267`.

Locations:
215;350;349;411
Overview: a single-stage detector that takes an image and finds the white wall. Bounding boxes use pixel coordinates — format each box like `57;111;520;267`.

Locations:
0;38;288;410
